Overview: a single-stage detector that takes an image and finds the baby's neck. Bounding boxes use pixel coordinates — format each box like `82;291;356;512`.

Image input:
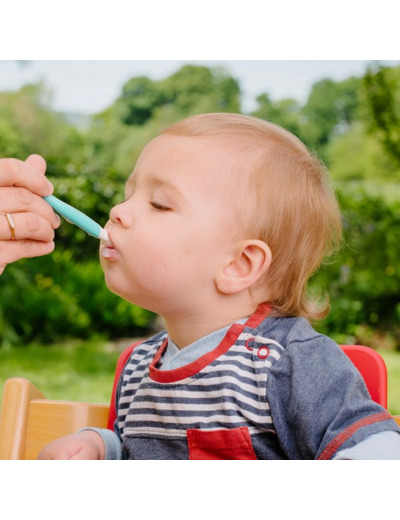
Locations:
162;300;258;349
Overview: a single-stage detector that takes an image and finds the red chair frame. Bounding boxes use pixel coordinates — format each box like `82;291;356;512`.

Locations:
341;344;387;408
107;342;137;430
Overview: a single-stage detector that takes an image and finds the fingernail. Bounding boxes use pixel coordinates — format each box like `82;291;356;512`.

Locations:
54;214;61;228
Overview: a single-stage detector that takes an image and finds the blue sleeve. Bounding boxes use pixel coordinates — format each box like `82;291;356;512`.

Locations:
266;334;400;459
333;431;400;459
77;367;126;460
78;427;122;460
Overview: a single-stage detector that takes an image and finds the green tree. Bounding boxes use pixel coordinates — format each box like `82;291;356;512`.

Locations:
0;83;83;160
250;93;302;137
160;65;241;115
324;120;400;204
86;64;242;180
363;64;400;167
300;76;362;149
98;64;241;130
313;189;400;348
115;76;165;126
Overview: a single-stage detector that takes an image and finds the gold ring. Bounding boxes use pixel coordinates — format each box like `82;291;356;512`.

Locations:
6;213;16;240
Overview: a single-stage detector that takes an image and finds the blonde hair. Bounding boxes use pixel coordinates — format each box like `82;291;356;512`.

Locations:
161;113;342;320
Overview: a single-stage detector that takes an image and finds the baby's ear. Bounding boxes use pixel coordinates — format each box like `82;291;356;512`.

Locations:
215;240;272;295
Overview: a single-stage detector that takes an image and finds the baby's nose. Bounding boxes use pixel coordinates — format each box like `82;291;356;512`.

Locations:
109;204;120;223
109;200;132;227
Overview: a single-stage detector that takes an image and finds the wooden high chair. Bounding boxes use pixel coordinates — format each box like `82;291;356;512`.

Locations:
0;344;399;459
0;377;109;459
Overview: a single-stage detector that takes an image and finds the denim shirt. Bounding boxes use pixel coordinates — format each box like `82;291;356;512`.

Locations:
86;307;400;459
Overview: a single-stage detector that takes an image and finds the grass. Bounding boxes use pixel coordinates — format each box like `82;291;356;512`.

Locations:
377;349;400;416
0;339;122;405
1;341;400;416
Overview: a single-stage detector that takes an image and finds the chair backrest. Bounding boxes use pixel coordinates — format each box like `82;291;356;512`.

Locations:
0;378;109;460
340;344;387;408
106;343;389;432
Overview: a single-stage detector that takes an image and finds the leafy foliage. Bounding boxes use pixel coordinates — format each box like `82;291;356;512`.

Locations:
1;63;400;349
312;189;400;347
363;64;400;166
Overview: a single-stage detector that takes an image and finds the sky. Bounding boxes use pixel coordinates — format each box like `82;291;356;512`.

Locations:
1;60;398;116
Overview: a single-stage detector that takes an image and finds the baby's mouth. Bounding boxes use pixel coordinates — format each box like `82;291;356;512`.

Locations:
100;245;121;259
100;232;121;259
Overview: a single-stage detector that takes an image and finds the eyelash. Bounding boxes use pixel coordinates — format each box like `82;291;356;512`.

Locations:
149;201;171;211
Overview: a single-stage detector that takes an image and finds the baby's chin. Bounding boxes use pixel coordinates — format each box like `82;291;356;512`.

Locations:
101;267;123;297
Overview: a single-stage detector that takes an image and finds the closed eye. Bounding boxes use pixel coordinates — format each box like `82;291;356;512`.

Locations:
149;201;171;211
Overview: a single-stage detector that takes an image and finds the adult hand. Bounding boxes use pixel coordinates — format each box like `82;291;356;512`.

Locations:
0;154;60;275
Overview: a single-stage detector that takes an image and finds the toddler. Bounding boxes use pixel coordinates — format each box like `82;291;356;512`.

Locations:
38;113;400;459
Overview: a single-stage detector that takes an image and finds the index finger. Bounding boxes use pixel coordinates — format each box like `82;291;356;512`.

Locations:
0;158;54;197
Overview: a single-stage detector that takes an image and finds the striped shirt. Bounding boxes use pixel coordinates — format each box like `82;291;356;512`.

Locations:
114;303;400;459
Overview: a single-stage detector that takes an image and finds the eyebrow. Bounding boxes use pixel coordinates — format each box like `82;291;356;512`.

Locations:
125;173;186;202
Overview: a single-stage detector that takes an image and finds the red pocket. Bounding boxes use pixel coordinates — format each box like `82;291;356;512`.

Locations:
187;427;257;460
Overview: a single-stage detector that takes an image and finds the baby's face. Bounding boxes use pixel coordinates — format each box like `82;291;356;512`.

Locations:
100;134;243;317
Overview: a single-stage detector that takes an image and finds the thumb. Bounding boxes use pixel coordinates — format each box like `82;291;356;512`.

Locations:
25;154;47;175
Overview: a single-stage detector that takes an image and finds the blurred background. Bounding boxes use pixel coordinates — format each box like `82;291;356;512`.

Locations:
1;60;400;411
